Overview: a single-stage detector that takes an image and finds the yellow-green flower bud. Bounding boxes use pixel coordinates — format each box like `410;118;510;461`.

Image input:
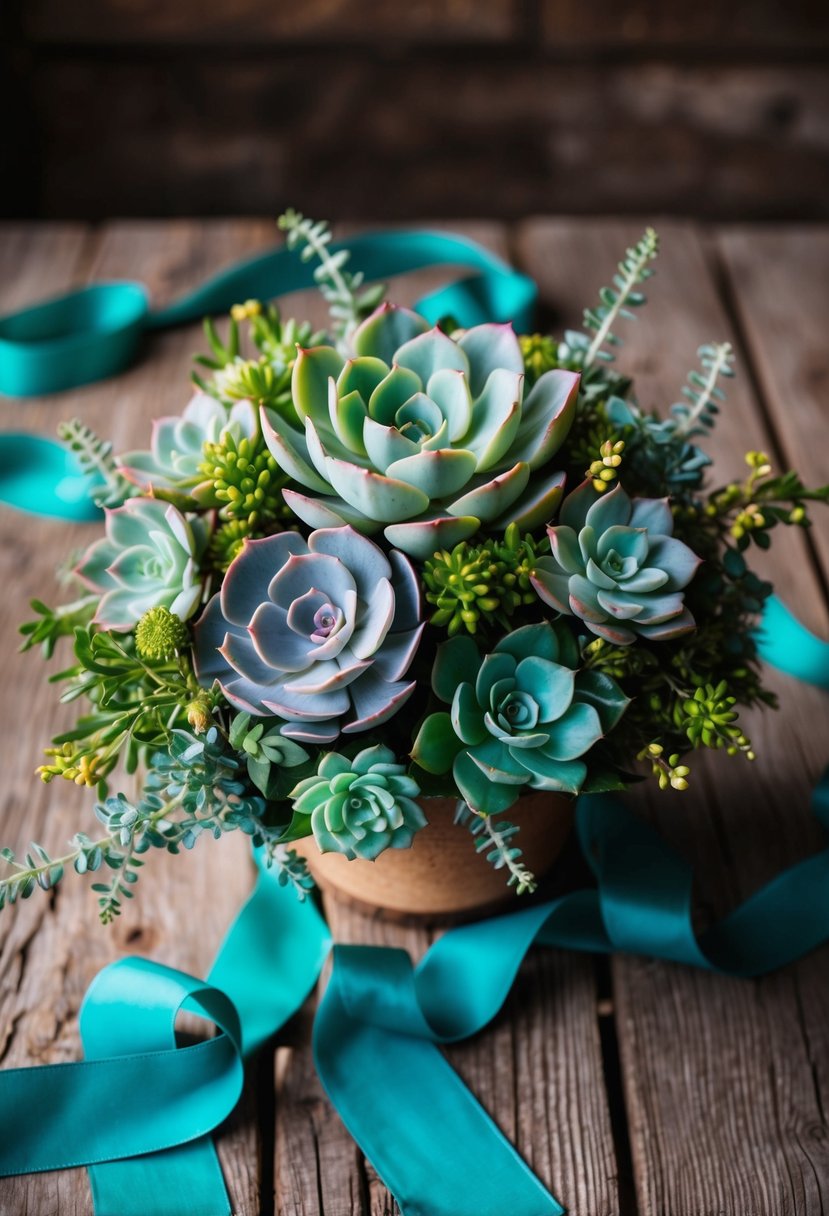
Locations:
135;606;189;661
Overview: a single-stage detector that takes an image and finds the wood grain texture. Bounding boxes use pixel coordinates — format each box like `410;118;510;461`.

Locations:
515;218;829;1215
0;219;285;1215
14;59;829;223
540;0;829;50
24;0;517;44
716;226;829;587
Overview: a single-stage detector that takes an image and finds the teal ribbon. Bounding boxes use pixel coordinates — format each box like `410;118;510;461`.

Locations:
0;230;536;400
0;230;535;521
2;753;829;1215
1;227;828;1214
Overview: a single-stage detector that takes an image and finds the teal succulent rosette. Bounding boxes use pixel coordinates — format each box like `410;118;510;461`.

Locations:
413;622;629;814
290;744;426;860
12;216;823;919
532;480;700;644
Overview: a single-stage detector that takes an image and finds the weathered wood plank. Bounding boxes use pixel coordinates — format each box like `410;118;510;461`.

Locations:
24;0;517;44
515;218;829;1214
716;226;829;588
540;0;829;50
273;223;621;1216
0;220;284;1214
19;60;829;223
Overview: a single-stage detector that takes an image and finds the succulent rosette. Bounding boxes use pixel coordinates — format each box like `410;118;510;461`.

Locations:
290;745;426;860
261;304;579;559
413;622;629;813
532;481;701;644
119;392;257;498
75;497;211;629
193;525;424;742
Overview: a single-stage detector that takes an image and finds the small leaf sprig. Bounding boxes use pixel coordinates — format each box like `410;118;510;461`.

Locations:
277;210;386;349
454;802;538;895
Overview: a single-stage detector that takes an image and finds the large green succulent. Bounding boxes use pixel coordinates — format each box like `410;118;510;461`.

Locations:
412;622;629;813
532;481;701;644
290;745;426;860
261;304;579;559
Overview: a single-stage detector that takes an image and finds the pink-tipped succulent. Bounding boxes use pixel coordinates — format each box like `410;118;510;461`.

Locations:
119;392;257;498
193;525;424;742
260;304;579;559
75;497;211;630
532;481;701;643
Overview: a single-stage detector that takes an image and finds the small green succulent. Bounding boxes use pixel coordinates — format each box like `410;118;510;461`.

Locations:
197;429;289;526
290;745;425;860
75;498;210;630
422;525;542;637
412;622;629;813
532;480;701;644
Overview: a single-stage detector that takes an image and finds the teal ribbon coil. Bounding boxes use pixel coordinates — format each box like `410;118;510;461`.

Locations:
0;229;827;1214
1;771;828;1216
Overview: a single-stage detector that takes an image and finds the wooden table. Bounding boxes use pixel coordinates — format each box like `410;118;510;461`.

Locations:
0;218;827;1216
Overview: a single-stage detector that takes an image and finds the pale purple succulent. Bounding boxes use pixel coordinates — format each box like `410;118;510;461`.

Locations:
193;526;424;742
119;393;257;497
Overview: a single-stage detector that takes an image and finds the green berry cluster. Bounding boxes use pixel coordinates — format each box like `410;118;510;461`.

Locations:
423;525;541;638
198;432;288;527
677;681;755;758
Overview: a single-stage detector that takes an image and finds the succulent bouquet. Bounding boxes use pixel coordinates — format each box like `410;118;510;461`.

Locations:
2;214;826;919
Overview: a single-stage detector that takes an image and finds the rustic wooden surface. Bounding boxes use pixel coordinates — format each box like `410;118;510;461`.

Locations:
3;1;829;223
0;217;827;1215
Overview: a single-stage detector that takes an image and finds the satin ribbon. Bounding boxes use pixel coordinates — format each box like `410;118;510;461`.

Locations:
0;230;535;520
2;756;829;1215
0;230;536;399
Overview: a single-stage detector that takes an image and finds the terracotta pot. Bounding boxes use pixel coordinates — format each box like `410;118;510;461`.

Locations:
299;792;574;922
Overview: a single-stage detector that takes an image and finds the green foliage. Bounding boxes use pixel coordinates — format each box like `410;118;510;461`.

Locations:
454;802;537;895
193;300;322;414
20;596;97;659
197;429;289;527
581;228;659;368
422;525;543;639
277;210;386;349
57;418;135;509
37;624;210;790
228;711;311;798
671;342;735;437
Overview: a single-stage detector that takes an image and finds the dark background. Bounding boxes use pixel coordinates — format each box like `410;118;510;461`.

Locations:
2;0;829;222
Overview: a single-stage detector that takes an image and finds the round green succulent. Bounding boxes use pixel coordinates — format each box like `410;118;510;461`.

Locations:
290;744;426;860
261;304;578;559
75;497;210;630
532;480;701;644
412;622;629;813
